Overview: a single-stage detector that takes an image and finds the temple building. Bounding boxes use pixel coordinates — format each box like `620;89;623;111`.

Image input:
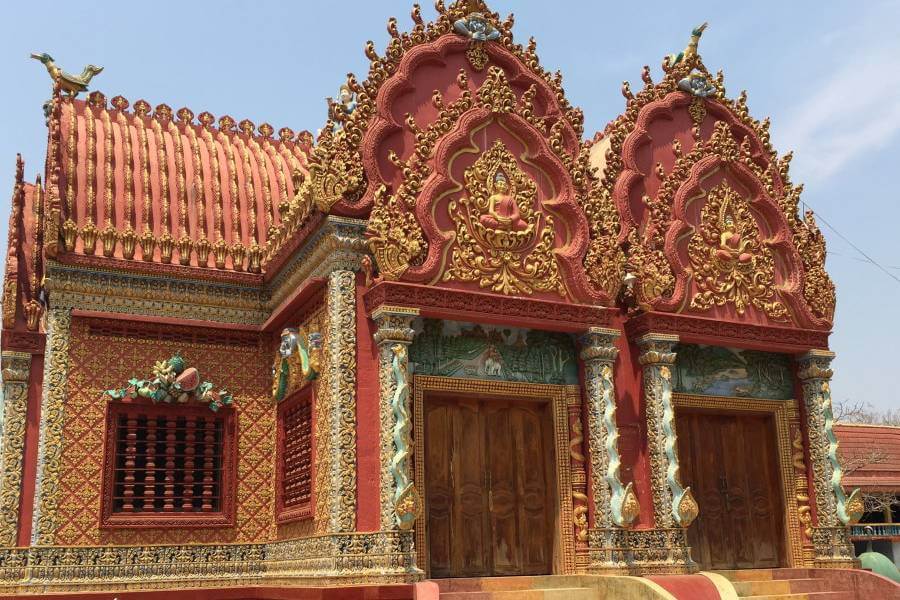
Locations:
837;424;900;567
1;1;896;598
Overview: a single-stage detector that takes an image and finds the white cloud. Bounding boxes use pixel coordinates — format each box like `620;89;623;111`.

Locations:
775;6;900;183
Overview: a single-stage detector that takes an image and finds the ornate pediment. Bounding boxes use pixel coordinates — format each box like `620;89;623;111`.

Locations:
594;25;834;328
365;65;612;303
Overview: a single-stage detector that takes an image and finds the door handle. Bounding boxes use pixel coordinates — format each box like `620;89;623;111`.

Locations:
719;475;729;510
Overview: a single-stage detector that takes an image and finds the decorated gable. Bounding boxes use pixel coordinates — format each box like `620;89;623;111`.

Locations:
591;26;834;329
301;1;621;304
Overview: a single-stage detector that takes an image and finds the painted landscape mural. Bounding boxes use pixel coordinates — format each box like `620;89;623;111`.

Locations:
409;319;579;384
673;344;794;400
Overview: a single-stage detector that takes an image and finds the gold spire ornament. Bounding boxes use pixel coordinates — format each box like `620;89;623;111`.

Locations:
30;53;103;97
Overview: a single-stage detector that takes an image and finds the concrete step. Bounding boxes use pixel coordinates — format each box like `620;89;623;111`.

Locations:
732;578;828;596
433;576;584;593
439;588;596;600
714;568;812;582
741;593;854;600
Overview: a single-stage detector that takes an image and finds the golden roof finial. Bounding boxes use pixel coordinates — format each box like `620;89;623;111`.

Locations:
30;52;103;97
666;22;708;69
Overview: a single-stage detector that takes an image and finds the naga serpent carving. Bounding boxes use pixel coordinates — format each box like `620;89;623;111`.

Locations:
390;344;422;530
569;418;589;541
820;381;863;524
272;327;322;402
792;429;813;538
602;364;640;527
660;366;699;527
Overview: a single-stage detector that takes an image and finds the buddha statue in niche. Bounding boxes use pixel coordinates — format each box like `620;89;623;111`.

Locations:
479;171;529;232
715;212;753;266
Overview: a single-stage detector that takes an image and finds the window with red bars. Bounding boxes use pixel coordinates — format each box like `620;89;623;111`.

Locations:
276;388;314;523
101;401;236;528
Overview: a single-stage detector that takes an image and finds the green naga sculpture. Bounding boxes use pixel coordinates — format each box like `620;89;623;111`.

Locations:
30;52;103;97
272;328;322;402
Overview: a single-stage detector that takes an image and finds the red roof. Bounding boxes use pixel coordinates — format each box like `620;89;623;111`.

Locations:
836;423;900;490
52;94;311;271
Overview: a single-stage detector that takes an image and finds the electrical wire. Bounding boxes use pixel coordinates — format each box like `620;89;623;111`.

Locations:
802;201;900;285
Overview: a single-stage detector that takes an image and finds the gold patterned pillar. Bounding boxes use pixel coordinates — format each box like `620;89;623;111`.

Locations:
635;333;696;572
324;270;357;533
581;328;640;570
797;350;856;566
31;307;71;545
0;351;31;546
371;305;421;533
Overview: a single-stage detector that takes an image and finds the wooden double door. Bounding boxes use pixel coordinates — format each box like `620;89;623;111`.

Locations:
424;396;555;578
676;410;786;570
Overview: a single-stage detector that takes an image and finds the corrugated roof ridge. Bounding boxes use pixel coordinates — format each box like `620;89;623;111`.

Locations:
45;90;322;274
76;90;314;148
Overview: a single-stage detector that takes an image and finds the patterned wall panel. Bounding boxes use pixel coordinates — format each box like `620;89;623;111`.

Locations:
276;301;327;540
55;318;274;546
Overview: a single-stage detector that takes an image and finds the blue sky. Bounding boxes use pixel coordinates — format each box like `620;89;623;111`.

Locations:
1;1;898;411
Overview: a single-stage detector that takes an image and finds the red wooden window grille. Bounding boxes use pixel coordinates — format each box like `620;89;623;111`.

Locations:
276;388;314;523
101;401;236;528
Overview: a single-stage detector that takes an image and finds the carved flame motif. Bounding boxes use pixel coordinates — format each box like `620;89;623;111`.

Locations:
688;182;789;321
443;140;566;297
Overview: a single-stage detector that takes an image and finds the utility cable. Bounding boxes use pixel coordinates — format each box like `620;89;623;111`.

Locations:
802;200;900;286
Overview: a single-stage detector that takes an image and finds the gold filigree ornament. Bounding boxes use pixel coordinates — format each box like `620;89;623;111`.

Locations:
367;185;426;280
443;140;566;297
688;182;789;321
466;44;489;71
676;487;699;527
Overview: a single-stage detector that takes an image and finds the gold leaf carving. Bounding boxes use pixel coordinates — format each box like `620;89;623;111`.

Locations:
443;140;566;297
688;182;789;320
366;186;425;281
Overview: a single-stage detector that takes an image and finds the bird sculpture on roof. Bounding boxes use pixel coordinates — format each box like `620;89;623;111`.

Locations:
667;22;708;68
30;52;103;97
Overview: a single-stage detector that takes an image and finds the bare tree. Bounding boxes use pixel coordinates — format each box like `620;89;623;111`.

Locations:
833;399;900;426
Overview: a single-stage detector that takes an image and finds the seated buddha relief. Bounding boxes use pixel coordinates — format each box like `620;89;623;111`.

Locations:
715;213;753;267
479;171;529;233
462;141;539;252
443;139;566;297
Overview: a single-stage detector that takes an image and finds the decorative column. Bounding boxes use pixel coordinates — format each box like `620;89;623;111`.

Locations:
580;328;640;570
797;350;859;566
637;334;697;529
31;307;71;545
371;305;421;533
635;333;696;571
0;351;30;546
325;270;358;533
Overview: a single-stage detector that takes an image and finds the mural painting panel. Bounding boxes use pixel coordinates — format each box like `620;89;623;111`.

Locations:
673;343;793;400
409;318;578;385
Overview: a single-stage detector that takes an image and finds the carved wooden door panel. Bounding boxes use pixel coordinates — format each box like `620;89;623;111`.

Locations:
426;398;490;577
678;412;733;569
677;410;785;570
721;414;784;569
425;397;554;577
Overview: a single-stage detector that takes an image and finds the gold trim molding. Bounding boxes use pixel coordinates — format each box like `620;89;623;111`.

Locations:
0;352;31;546
0;530;420;594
